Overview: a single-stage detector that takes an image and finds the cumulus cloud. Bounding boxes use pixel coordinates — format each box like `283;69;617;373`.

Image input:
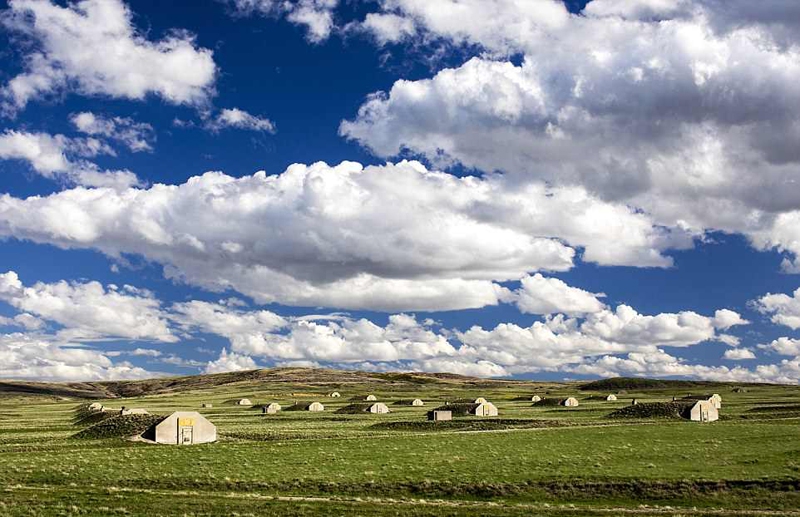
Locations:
759;337;800;357
510;273;605;316
169;296;759;381
1;0;217;114
226;0;339;42
204;108;276;133
568;349;800;384
754;288;800;330
0;129;141;189
0;271;176;342
0;332;154;381
70;112;155;152
203;348;258;374
0;160;619;311
341;0;800;271
723;348;755;360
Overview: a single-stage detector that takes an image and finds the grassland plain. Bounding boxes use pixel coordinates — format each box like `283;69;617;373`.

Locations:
1;369;799;516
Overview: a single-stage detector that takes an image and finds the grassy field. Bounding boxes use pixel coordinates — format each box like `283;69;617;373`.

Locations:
1;370;799;516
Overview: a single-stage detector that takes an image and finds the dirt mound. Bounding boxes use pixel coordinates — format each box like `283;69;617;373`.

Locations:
608;402;689;420
73;414;164;440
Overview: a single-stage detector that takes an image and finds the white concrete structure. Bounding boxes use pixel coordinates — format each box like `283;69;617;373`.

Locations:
709;394;722;409
531;395;542;402
120;408;149;415
237;398;252;406
472;402;498;416
145;411;216;445
411;399;424;406
365;394;377;401
367;403;390;414
561;397;579;407
687;400;719;422
263;403;281;414
329;392;341;398
428;410;452;421
606;394;617;401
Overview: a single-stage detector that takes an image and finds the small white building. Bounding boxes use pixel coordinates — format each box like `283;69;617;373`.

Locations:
237;398;252;406
411;398;425;406
263;403;281;414
144;411;217;445
474;397;488;404
88;402;103;411
606;394;618;401
531;395;542;402
120;408;149;416
201;403;213;408
473;402;498;417
561;397;579;407
365;394;377;401
709;394;722;409
686;400;719;422
291;401;324;412
367;402;390;414
329;392;341;398
428;410;452;421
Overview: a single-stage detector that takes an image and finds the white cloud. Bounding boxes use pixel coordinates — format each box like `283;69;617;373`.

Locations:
205;108;276;133
355;0;569;52
568;349;800;384
0;160;605;311
227;0;339;42
712;309;749;330
723;348;755;360
511;274;605;316
0;271;176;342
70;112;155;152
0;332;154;381
754;288;800;330
341;1;800;270
2;0;216;114
759;337;800;357
203;348;258;374
358;13;416;45
0;129;141;189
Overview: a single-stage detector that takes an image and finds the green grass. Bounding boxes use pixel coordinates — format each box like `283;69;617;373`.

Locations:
1;374;799;515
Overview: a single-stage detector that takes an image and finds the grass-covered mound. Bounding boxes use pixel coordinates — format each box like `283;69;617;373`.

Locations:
371;419;570;432
73;410;115;427
607;402;689;420
432;403;479;416
72;414;164;440
532;398;563;407
392;399;422;405
581;377;716;391
336;403;373;414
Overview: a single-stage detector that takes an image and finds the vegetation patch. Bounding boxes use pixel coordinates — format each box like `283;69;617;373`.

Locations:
580;377;720;391
370;419;571;432
532;398;563;407
607;402;689;420
335;404;373;414
72;414;164;440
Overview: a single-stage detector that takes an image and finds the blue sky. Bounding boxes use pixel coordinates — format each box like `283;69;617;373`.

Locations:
1;0;800;382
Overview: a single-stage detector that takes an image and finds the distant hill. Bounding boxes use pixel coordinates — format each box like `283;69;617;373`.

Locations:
0;367;552;399
579;377;747;392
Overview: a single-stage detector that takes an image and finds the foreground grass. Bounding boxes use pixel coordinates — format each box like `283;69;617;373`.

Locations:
1;380;799;515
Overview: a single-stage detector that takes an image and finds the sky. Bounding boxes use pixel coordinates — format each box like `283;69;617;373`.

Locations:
1;0;800;383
